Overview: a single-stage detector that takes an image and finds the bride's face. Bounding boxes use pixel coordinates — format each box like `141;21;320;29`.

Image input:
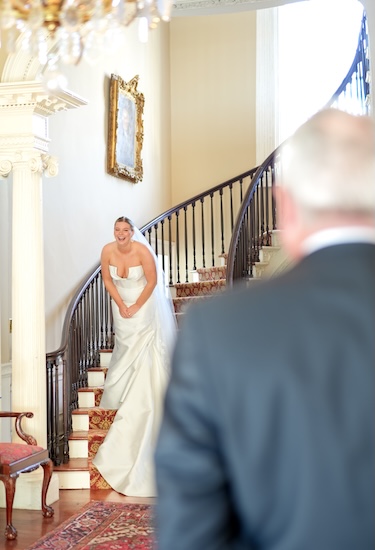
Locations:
114;221;134;247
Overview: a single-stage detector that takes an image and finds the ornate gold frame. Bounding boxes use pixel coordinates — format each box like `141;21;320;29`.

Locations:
107;74;145;183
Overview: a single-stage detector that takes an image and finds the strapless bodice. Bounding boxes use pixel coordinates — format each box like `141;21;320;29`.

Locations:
109;265;146;289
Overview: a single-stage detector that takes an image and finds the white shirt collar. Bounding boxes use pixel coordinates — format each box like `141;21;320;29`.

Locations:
301;226;375;256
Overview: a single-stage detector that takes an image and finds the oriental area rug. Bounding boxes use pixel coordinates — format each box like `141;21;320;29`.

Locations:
26;501;155;550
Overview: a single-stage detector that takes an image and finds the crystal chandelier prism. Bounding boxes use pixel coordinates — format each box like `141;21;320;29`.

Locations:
0;0;173;75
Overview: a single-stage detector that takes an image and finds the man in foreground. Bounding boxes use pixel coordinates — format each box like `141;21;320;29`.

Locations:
155;108;375;550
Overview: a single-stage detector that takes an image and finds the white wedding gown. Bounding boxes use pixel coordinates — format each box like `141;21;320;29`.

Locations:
93;265;174;497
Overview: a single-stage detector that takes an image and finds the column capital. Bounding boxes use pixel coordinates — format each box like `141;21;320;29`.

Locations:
0;151;58;178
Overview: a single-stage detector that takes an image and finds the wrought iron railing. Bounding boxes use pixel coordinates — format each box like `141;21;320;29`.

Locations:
46;11;370;465
46;168;257;464
326;13;371;114
226;11;370;286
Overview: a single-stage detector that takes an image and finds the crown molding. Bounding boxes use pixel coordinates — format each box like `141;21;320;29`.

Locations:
172;0;303;16
0;81;87;115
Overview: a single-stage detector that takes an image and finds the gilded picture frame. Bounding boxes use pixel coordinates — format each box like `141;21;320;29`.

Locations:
107;74;145;183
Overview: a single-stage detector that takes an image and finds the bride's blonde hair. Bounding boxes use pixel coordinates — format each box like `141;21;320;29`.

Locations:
115;216;134;230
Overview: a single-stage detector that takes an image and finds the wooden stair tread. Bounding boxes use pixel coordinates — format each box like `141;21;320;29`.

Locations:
72;408;92;415
69;430;89;439
54;458;89;471
72;406;116;414
70;429;109;440
87;367;108;372
78;386;104;393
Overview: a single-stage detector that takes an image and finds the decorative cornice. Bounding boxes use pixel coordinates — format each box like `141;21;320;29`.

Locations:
0;134;50;153
172;0;302;15
0;82;87;115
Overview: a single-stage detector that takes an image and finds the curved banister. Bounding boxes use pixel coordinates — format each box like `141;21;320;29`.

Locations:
226;11;370;287
226;148;280;285
47;166;258;365
46;166;257;464
325;13;370;111
46;266;101;361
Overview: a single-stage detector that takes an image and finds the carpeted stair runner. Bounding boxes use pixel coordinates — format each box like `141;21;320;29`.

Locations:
173;264;227;319
88;406;117;489
89;408;117;430
174;278;226;297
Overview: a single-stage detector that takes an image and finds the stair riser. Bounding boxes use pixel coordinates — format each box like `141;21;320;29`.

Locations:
99;352;112;367
196;267;226;281
88;371;105;387
89;410;117;430
78;388;103;408
88;434;106;459
78;393;96;408
69;439;89;458
174;280;226;298
90;463;111;489
72;414;89;431
56;471;90;490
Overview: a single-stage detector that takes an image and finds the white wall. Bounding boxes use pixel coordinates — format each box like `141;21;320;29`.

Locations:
42;23;172;351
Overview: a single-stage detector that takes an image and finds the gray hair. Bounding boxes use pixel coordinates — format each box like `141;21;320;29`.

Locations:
279;108;375;217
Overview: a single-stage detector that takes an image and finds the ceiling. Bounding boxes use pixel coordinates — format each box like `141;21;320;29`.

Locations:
171;0;305;17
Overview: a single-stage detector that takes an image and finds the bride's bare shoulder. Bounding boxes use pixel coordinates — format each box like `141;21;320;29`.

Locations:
101;241;116;256
132;240;148;252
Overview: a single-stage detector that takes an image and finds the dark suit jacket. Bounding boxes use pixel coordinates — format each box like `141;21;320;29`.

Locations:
155;243;375;550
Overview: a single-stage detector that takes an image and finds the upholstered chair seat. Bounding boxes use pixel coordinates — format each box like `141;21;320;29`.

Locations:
0;412;54;540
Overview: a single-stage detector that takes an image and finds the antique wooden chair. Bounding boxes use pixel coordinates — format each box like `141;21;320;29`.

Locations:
0;411;54;540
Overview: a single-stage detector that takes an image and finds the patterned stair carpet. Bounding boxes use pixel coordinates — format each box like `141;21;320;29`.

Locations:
26;501;154;549
78;264;228;490
88;408;117;489
173;265;227;315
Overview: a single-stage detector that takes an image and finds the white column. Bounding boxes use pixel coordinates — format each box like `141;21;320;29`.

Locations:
256;7;279;164
11;153;58;447
0;81;87;509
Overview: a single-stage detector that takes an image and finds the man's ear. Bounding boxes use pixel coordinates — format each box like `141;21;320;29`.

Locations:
273;185;294;231
273;186;303;261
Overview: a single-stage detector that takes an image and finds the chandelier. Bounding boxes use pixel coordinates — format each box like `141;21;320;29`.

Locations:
0;0;173;86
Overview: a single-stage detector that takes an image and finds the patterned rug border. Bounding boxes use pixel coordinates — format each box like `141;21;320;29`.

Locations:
26;501;155;550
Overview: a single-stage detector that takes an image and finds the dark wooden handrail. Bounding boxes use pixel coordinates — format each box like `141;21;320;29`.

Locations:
46;167;257;464
226;148;279;285
325;13;370;112
226;11;370;287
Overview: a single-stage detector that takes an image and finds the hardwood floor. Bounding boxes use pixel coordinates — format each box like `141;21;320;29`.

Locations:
0;489;155;549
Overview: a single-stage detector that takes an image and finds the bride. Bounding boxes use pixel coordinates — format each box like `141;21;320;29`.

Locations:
92;216;177;497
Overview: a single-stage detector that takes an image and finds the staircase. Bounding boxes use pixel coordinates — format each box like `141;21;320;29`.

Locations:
53;231;286;489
